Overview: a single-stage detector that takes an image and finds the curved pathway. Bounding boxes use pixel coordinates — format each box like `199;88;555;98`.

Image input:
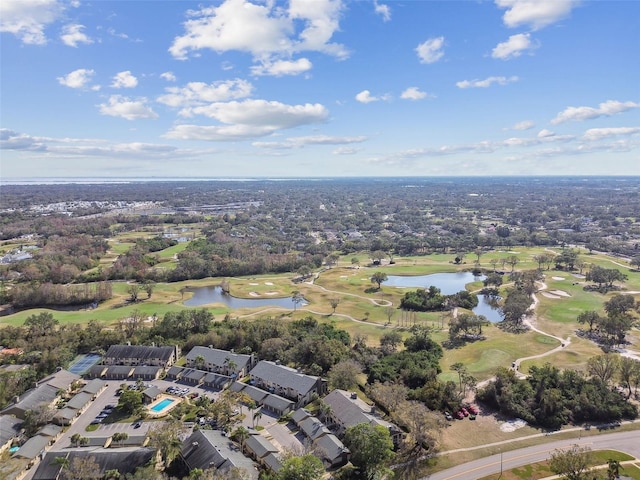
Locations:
513;280;571;376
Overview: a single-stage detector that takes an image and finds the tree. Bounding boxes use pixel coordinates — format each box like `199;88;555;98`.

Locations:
450;363;468;396
604;294;635;317
70;433;82;448
24;311;59;339
117;388;143;415
278;454;324;480
127;283;140;302
233;426;249;453
62;455;101;480
549;445;593;480
142;281;155;299
383;306;396;325
587;354;619;385
327;359;363;390
147;418;185;467
329;297;341;314
500;288;533;326
344;423;394;480
506;255;519;272
371;271;388;290
112;432;128;447
291;290;304;311
380;331;403;355
577;311;600;333
252;408;263;428
630;256;640;271
607;458;622;480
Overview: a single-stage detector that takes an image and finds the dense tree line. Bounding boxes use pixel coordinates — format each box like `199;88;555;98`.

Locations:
477;363;637;429
399;286;478;312
8;281;112;308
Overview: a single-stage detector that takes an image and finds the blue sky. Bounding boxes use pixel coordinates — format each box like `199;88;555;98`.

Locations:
1;0;639;179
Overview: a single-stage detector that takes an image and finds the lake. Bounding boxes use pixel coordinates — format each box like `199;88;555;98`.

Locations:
386;271;503;322
184;286;306;309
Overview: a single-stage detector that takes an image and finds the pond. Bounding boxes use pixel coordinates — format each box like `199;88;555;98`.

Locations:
184;286;306;309
385;271;485;294
386;271;503;322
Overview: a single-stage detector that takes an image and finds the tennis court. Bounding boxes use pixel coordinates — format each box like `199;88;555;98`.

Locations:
68;353;102;375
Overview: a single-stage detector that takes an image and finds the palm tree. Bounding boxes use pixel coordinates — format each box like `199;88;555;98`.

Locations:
234;426;249;453
194;354;205;370
112;432;128;447
607;459;622;479
252;407;263;428
52;454;70;480
70;433;81;448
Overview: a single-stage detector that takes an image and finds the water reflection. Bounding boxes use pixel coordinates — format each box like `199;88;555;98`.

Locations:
184;285;306;309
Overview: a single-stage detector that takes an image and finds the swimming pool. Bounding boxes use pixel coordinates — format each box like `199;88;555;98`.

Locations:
150;398;175;413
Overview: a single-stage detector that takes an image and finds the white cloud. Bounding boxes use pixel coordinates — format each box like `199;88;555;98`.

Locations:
0;128;46;151
157;79;253;109
169;0;347;66
374;1;391;22
492;33;536;60
160;72;177;82
111;71;138;89
400;87;428;101
496;0;579;30
251;58;312;76
552;100;640;124
57;68;97;89
355;90;391;104
60;23;92;47
537;129;555;138
333;146;361;155
99;95;158;120
165;99;329;141
456;76;519;88
582;127;640;141
416;36;445;64
253;134;367;149
510;120;535;130
0;0;64;45
355;90;377;103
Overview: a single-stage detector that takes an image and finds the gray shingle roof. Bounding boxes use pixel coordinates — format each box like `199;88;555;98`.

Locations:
298;416;331;441
1;384;59;418
186;346;253;373
66;392;93;410
37;424;62;438
81;379;106;395
14;435;50;459
181;368;206;382
0;415;22;446
166;366;184;378
263;453;282;473
104;365;134;378
105;345;175;364
314;433;348;463
241;385;268;403
249;361;319;397
32;447;156;480
131;366;161;379
180;430;258;480
245;434;278;459
262;394;294;414
291;408;311;425
203;372;232;388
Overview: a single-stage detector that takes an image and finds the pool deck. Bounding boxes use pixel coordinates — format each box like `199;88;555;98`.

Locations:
146;394;182;418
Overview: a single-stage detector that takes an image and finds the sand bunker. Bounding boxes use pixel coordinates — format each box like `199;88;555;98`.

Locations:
264;282;274;286
340;275;348;278
249;292;259;297
552;276;565;281
500;419;527;432
249;283;259;286
265;291;278;295
541;290;571;299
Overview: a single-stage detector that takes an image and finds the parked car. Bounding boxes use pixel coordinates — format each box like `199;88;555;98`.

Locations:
444;412;453;421
469;414;477;420
460;407;469;417
133;421;142;429
455;410;464;420
467;405;479;415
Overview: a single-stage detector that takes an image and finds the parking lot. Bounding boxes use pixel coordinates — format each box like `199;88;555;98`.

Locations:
50;376;298;451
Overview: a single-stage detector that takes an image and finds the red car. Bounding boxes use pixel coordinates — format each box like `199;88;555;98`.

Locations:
467;405;479;415
460;408;469;417
455;410;464;420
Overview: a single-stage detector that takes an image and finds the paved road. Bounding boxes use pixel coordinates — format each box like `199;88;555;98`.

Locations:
424;429;640;480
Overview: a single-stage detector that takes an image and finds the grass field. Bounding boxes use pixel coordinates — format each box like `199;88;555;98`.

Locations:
2;246;639;383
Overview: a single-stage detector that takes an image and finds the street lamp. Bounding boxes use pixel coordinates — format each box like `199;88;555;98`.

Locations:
500;448;503;478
